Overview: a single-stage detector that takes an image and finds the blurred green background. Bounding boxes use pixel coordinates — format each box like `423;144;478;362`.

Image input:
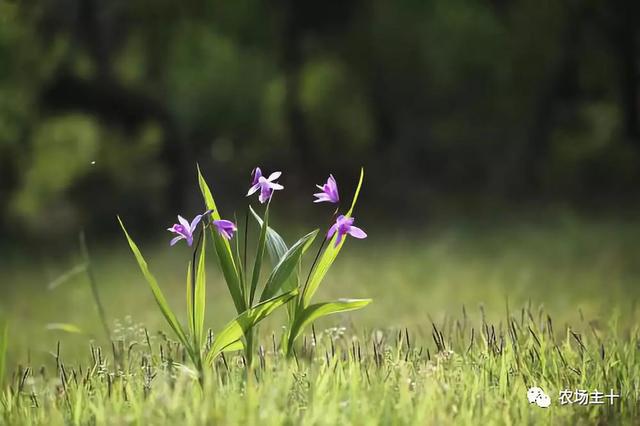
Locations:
1;0;639;363
1;0;639;240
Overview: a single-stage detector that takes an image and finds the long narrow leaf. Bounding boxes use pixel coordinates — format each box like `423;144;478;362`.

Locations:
250;206;297;294
194;231;207;348
221;340;244;353
186;261;193;336
206;290;297;364
346;167;365;217
118;217;191;353
250;204;269;306
197;166;245;313
260;230;318;302
288;298;371;351
232;219;247;303
302;168;364;308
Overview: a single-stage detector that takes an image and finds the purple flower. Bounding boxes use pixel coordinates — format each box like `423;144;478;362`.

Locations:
167;210;212;247
314;174;340;204
212;219;237;240
327;215;367;247
246;169;284;203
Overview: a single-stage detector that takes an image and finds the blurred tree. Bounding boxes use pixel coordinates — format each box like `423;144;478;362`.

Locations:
0;0;638;240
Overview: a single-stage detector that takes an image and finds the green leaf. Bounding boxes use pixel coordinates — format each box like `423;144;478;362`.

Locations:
250;206;295;287
118;217;192;354
260;230;318;302
45;323;84;334
251;207;300;319
288;299;371;351
0;321;7;386
302;168;364;308
194;231;207;348
206;290;297;364
250;206;289;261
346;167;365;217
197;166;245;313
221;339;244;353
250;204;269;306
186;261;193;336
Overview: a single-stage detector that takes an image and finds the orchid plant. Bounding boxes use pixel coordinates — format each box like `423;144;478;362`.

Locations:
248;168;371;355
118;166;370;379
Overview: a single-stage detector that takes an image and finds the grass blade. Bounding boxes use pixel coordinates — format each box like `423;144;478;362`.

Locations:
197;166;245;313
260;230;318;302
45;323;84;334
206;290;298;364
118;217;191;353
301;168;364;308
47;263;86;290
287;298;371;352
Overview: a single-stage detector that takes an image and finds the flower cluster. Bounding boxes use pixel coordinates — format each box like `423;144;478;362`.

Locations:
167;169;367;248
167;209;237;246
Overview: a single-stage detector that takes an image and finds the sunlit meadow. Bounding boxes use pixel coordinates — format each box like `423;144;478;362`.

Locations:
1;168;640;425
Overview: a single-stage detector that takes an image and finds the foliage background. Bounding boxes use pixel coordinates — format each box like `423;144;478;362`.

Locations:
0;0;638;244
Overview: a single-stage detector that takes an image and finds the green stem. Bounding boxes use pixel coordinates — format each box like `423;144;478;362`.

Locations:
299;208;339;307
245;327;255;370
80;231;111;340
191;228;205;349
288;208;340;357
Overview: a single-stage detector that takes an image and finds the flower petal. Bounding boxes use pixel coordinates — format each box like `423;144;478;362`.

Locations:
190;214;203;232
259;186;272;203
314;192;331;203
327;223;338;239
247;182;261;196
214;219;236;230
251;167;262;185
268;182;284;190
267;171;282;181
334;231;344;247
348;226;367;239
170;235;183;246
178;215;190;229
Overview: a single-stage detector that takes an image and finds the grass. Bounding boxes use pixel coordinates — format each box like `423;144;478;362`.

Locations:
1;215;640;424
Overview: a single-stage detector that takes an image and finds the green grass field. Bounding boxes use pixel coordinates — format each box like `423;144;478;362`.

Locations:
2;216;640;424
